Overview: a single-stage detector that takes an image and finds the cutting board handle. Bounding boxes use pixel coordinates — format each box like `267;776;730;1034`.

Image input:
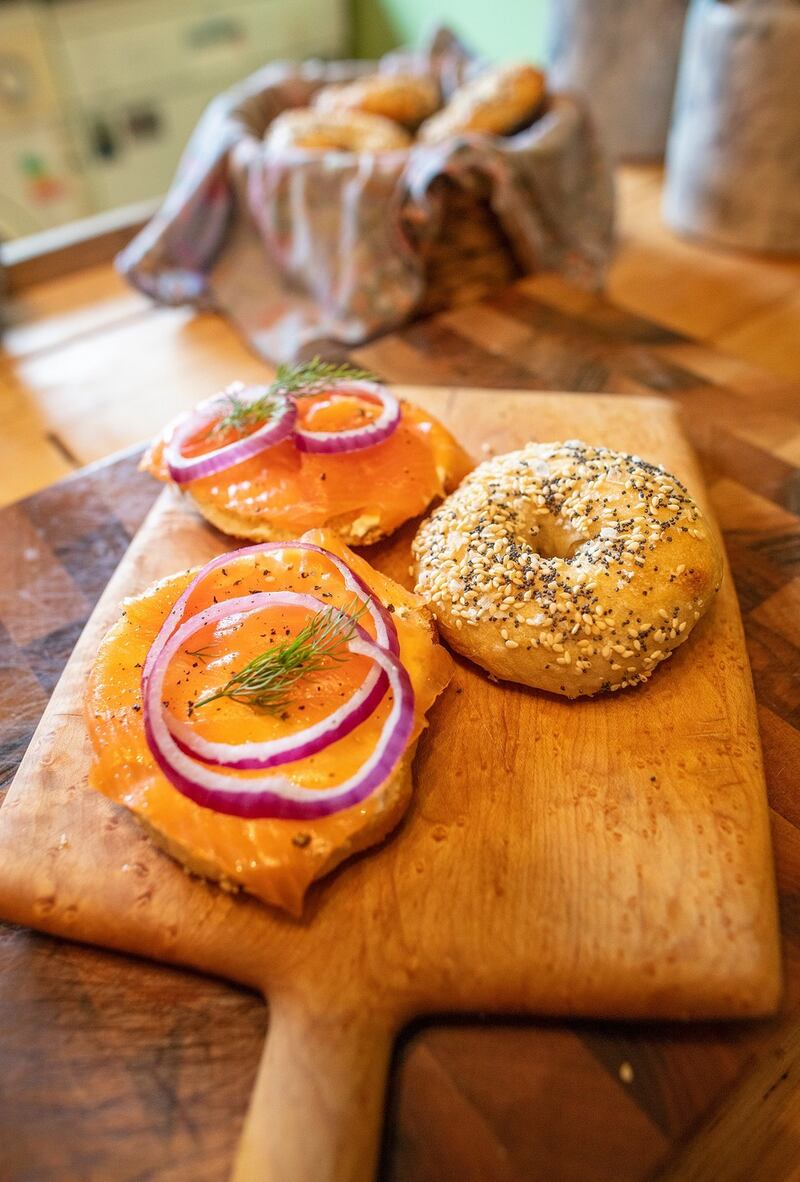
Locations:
231;992;395;1182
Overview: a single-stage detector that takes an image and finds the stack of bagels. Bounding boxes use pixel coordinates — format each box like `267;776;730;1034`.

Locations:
264;62;547;155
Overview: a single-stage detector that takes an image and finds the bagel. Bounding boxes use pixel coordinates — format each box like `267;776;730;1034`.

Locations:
142;391;473;548
412;441;724;698
313;72;440;129
85;531;453;915
264;107;411;154
418;61;546;144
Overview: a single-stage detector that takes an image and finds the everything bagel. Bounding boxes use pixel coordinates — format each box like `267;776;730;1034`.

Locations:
412;441;723;698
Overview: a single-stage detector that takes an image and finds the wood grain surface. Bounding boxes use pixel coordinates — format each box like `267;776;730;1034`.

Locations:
1;275;799;1182
5;165;800;513
0;388;781;1182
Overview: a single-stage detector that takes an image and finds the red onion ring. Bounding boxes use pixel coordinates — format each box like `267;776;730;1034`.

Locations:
169;652;387;771
293;380;401;454
163;589;388;769
143;591;414;820
143;541;398;693
142;542;399;770
164;384;297;485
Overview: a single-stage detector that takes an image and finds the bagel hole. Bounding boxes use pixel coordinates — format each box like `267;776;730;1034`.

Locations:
532;520;583;561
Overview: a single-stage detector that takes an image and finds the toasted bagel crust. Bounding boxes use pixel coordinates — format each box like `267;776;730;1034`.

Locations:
182;496;410;548
313;73;440;129
413;441;723;698
418;62;546;143
139;751;414;914
265;107;411;153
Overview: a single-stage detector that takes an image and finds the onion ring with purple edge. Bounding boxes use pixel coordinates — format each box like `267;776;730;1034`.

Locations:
293;380;401;454
142;541;398;697
168;650;388;770
143;591;415;820
164;384;297;485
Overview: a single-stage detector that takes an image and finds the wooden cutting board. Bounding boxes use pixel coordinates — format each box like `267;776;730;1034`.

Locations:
0;388;780;1182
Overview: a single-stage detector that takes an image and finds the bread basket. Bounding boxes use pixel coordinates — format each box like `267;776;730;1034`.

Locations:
119;29;615;362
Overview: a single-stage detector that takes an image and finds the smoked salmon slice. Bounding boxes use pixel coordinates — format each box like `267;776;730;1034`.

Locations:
143;389;473;544
85;530;452;916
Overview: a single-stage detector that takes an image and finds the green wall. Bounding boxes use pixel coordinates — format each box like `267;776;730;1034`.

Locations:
352;0;549;63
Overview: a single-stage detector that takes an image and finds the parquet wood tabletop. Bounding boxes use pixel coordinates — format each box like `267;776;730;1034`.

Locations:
1;265;799;1181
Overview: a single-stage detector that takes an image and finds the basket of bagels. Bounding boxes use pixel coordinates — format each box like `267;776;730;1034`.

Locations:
119;28;615;362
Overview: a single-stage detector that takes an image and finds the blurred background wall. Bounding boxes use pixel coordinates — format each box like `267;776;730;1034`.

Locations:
352;0;548;61
0;0;549;242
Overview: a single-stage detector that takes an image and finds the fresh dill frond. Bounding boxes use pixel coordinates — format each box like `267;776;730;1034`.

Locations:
271;357;377;398
184;644;217;664
191;598;366;715
213;388;280;436
211;359;377;436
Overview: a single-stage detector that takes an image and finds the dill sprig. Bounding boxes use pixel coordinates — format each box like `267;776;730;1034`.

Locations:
185;644;217;664
214;387;280;436
191;599;366;715
213;358;377;436
272;357;377;398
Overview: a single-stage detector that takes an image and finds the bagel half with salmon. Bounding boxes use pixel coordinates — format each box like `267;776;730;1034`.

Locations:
142;361;473;546
86;530;453;916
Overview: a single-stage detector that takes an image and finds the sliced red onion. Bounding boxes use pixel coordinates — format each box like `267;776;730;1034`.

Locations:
165;588;386;768
169;656;387;770
143;541;398;697
143;591;414;820
164;384;296;485
293;380;401;454
142;541;400;772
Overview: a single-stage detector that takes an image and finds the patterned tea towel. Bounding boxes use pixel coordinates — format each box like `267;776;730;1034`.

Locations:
118;28;614;363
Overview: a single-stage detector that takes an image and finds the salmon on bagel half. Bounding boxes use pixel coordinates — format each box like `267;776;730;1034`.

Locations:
86;530;453;915
142;361;473;547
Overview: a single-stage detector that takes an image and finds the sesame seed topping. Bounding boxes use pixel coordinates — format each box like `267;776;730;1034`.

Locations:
411;440;717;696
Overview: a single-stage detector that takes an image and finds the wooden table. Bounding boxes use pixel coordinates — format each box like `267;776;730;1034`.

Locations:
2;268;800;1181
3;165;800;511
